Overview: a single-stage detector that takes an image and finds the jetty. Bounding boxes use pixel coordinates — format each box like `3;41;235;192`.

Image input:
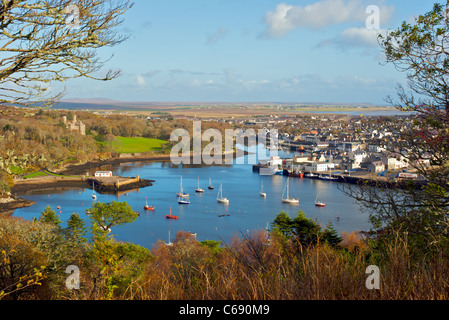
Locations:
88;175;153;193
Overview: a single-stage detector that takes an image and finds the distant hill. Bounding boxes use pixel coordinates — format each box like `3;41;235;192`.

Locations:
56;99;386;111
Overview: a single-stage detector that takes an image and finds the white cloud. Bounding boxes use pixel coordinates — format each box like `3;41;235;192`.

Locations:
340;27;383;47
136;75;147;87
317;27;385;49
263;0;395;37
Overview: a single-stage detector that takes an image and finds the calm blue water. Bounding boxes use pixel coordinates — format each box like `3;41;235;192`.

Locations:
13;147;371;249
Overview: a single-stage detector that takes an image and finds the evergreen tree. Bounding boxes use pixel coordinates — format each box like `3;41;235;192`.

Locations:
66;213;87;244
322;222;343;247
272;211;293;237
39;206;61;226
292;211;321;246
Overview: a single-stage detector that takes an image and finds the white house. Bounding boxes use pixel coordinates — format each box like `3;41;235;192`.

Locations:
95;171;113;177
312;161;328;172
351;150;368;165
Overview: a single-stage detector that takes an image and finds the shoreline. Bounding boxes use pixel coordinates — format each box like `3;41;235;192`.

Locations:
0;198;36;216
59;153;174;176
6;150;244;213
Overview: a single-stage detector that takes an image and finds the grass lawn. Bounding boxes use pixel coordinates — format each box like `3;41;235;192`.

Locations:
23;171;48;179
23;170;69;179
117;137;167;154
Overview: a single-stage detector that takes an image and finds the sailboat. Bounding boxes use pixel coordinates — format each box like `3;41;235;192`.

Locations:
195;177;204;193
320;166;338;181
144;196;155;211
217;184;229;205
176;176;189;198
92;181;97;200
260;180;267;198
315;194;326;207
208;177;214;190
166;230;173;246
165;206;179;220
281;177;299;205
178;194;190;204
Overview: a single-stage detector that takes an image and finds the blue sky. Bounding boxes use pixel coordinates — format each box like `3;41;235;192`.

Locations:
61;0;438;104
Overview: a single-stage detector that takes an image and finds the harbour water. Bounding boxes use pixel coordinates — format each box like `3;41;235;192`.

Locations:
12;146;371;249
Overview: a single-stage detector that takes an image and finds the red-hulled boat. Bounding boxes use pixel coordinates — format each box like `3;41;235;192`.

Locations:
315;195;326;207
144;197;155;211
165;207;179;220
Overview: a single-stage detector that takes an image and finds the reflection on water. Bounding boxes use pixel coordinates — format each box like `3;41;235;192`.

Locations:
13;146;371;249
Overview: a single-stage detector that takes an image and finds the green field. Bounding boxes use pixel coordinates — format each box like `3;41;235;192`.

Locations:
23;170;69;179
117;137;167;153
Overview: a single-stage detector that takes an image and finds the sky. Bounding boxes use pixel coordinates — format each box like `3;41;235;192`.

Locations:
59;0;439;104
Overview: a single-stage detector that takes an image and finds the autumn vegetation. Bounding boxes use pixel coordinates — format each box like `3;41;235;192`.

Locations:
2;202;449;300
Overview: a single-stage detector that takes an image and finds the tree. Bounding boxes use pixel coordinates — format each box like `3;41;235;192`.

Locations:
292;211;321;246
272;211;341;247
39;206;61;226
272;211;293;237
87;201;138;233
66;213;87;244
0;0;133;107
322;222;343;247
341;2;449;251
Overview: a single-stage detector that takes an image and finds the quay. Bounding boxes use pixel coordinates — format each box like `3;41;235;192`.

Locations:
253;158;426;189
88;175;154;193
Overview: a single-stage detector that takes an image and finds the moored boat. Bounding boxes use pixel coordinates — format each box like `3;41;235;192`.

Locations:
165;207;179;220
177;176;189;198
260;180;267;198
217;184;229;205
144;197;155;211
208;177;214;190
281;177;299;205
195;177;204;193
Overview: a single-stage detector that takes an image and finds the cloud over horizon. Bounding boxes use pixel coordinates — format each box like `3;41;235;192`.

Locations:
263;0;395;37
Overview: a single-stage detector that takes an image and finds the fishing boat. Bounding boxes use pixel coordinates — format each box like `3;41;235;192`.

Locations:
315;194;326;207
208;178;214;190
143;197;155;211
259;180;267;198
281;177;299;205
304;172;318;178
217;184;229;205
165;207;179;220
195;177;204;193
176;176;189;198
92;181;97;200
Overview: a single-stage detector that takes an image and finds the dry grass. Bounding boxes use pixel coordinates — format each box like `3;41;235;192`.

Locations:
109;230;449;300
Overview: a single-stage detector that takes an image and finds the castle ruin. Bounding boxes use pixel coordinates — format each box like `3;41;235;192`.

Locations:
62;114;86;136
